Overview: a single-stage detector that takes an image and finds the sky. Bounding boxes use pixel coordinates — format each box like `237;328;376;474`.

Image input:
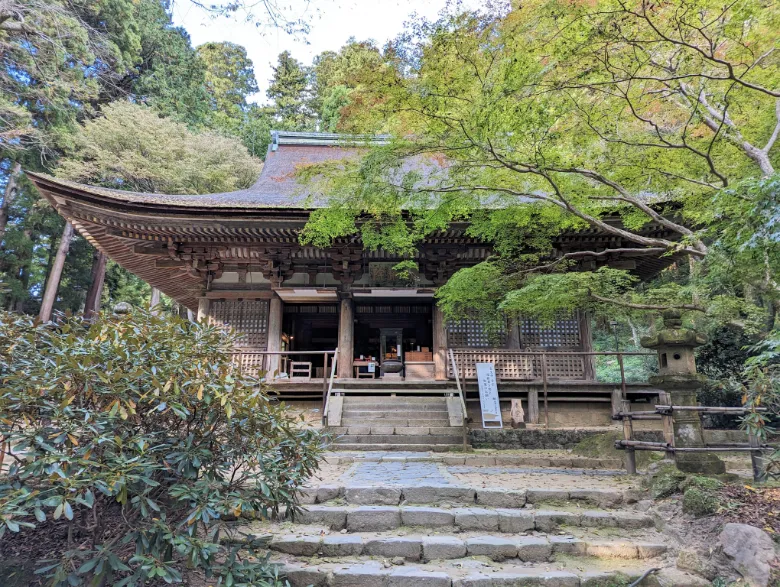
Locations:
170;0;467;104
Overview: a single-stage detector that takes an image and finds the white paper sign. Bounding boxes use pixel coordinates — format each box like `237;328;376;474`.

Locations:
476;363;503;429
367;362;376;373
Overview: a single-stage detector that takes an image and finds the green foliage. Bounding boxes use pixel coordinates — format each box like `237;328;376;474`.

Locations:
57;101;262;194
1;0;258;317
200;42;259;113
0;308;324;586
297;0;779;341
0;0;143;153
680;477;723;517
309;39;389;132
129;0;211;126
499;268;638;324
737;330;780;478
682;487;720;517
267;51;315;131
321;85;351;132
571;431;660;469
645;464;687;499
434;263;509;328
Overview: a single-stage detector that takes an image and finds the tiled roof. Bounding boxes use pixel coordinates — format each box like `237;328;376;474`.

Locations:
27;131;389;210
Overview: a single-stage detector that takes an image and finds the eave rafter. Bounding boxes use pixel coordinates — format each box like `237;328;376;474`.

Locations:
28;172;682;311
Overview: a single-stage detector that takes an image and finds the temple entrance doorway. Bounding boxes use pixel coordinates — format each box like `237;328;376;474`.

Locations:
353;302;434;380
283;304;339;378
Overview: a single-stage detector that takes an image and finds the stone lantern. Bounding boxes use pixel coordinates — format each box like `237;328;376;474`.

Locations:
641;310;725;474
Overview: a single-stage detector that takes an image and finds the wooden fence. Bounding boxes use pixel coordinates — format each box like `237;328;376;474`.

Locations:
614;403;775;482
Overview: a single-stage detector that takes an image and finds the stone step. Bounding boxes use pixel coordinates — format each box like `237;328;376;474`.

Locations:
340;418;453;427
293;505;653;532
334;434;464;445
341;404;447;418
332;443;464;452
320;452;624;470
330;426;460;436
342;398;445;404
279;561;710;587
341;411;451;420
274;560;698;587
266;532;666;562
297;484;630;509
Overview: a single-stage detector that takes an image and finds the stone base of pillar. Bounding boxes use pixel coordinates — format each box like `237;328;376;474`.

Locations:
653;379;726;475
675;452;726;475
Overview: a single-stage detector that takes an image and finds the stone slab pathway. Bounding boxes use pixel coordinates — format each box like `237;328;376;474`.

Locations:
448;466;625;477
342;460;454;486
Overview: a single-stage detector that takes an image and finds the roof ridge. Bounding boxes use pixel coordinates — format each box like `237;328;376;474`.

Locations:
271;130;390;149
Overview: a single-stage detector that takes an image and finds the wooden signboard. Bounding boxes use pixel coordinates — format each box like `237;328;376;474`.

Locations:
476;362;503;429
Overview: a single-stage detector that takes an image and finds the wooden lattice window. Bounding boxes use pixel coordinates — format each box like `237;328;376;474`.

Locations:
447;318;507;348
520;313;581;349
209;299;269;349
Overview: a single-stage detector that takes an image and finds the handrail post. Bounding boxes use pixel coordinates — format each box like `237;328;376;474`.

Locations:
617;352;627;400
449;350;468;420
322;347;339;426
749;433;767;483
541;352;549;429
322;352;329;415
449;349;470;452
658;392;675;461
621;398;637;474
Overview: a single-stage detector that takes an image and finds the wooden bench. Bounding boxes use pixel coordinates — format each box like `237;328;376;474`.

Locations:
290;362;312;381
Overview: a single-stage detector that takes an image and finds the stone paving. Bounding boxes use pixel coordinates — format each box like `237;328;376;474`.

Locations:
342;460;454;486
448;466;625;477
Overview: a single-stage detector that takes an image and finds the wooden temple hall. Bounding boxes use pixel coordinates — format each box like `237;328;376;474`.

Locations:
28;131;671;431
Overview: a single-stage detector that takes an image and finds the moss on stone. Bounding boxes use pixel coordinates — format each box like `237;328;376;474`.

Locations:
578;574;633;587
682;475;724;492
644;463;687;498
682;486;719;517
571;431;662;469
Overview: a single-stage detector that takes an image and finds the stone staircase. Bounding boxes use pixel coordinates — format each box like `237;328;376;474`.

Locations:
235;476;704;586
326;394;467;451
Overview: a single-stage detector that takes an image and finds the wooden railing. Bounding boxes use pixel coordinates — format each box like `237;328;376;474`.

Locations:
231;349;338;406
322;348;339;425
447;349;470;449
614;404;775;482
450;350;656;385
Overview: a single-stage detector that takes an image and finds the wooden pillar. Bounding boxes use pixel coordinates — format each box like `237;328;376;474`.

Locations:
611;387;623;417
337;297;354;379
527;389;539;424
433;303;447;380
579;311;595;380
84;250;107;319
0;161;21;242
196;297;210;322
267;294;283;377
149;287;161;315
39;222;74;323
507;317;521;349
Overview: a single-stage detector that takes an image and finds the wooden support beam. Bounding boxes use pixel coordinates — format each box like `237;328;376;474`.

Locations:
527;389;539;425
337;297;354;379
433;303;447;380
39;222;74;323
196;297;210;323
266;295;283;377
133;244;169;255
205;290;273;300
155;259;185;268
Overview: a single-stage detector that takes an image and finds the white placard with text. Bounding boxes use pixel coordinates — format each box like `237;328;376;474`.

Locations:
476;363;503;429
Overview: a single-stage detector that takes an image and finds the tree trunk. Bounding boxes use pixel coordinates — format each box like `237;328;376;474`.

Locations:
7;227;32;311
39;222;74;322
84;249;107;319
0;161;21;244
149;287;161;314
